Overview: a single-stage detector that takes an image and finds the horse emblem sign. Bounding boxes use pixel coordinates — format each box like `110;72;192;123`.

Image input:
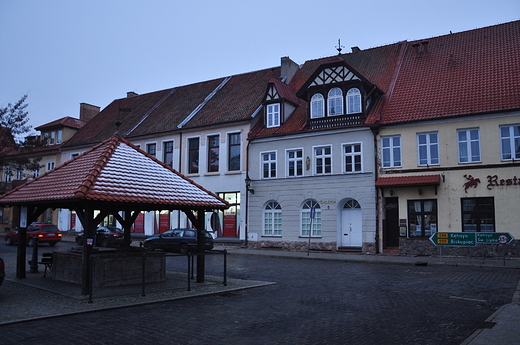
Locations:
463;174;481;192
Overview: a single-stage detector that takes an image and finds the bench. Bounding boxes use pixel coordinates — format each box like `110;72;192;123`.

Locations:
29;253;54;277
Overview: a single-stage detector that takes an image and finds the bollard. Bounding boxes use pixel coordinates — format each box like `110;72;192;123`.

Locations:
30;238;39;273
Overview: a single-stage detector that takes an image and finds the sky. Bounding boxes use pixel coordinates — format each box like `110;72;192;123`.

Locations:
1;0;519;132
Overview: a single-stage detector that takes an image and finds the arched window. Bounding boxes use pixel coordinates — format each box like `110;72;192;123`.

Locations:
263;201;282;236
328;88;343;116
344;199;361;209
310;94;324;118
301;199;321;237
347;88;361;114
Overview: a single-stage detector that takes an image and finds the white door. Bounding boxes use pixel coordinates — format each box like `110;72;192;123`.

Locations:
341;200;362;247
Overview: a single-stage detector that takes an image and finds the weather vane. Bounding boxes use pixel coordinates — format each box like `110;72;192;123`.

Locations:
336;39;344;55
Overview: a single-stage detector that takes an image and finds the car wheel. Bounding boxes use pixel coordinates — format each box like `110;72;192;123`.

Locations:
28;238;36;247
49;242;57;247
76;236;83;245
144;241;155;251
179;243;189;254
101;238;110;247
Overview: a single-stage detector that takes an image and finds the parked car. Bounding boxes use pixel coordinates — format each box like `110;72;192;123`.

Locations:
143;228;214;253
4;223;62;247
0;257;5;287
75;226;129;247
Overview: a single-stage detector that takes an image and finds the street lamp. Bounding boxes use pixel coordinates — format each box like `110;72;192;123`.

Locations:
244;174;254;247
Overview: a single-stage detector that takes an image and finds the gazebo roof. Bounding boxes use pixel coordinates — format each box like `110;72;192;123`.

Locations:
0;136;228;211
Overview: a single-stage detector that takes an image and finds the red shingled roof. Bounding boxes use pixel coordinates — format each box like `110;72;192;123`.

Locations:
35;117;87;131
372;20;520;124
375;175;441;187
0;136;229;210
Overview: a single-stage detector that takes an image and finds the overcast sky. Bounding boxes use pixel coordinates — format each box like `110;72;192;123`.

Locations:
1;0;518;132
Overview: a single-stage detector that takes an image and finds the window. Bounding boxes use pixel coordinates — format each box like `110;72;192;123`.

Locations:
301;200;321;237
32;168;39;178
417;132;439;166
228;133;241;171
343;143;362;173
264;201;282;236
207;135;219;172
381;136;401;168
146;143;156;157
461;197;495;232
266;104;280;128
71;153;80;159
56;130;62;144
49;132;55;145
327;88;343;116
287;149;303;177
163;141;174;167
408;200;437;237
458;128;480;163
188;138;199;174
4;166;11;182
346;88;361;114
262;152;276;179
500;124;520;161
310;94;324;118
46;161;55;171
314;146;332;175
16;167;23;180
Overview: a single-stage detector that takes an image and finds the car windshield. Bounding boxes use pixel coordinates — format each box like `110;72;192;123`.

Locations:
41;225;59;232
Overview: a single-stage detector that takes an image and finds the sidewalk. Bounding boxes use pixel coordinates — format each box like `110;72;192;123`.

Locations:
1;243;519;344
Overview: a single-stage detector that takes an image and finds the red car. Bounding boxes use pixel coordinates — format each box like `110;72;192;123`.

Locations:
4;222;62;247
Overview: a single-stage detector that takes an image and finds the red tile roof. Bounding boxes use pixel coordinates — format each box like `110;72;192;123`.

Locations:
0;136;229;210
375;175;441;187
371;20;520;124
35;117;87;131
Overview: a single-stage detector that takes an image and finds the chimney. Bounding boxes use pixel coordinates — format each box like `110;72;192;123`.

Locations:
127;91;138;98
280;57;299;83
79;103;100;122
351;46;360;53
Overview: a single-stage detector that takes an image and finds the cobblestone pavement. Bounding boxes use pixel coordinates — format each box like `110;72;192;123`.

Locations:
1;253;519;345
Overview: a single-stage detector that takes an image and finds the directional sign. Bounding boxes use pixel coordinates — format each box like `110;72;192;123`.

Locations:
475;232;514;245
429;232;476;247
430;232;515;247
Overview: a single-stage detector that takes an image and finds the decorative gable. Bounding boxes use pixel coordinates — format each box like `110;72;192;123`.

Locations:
309;65;360;86
265;84;280;101
262;78;300;129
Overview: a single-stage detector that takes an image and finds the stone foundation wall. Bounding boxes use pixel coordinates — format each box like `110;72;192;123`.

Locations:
247;240;377;254
399;238;520;258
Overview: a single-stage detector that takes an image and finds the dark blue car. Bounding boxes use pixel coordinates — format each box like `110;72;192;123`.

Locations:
143;228;214;253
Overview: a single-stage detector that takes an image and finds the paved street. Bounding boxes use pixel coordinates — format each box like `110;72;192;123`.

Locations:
1;248;519;345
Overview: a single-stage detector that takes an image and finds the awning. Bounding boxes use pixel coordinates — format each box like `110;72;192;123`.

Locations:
375;174;441;188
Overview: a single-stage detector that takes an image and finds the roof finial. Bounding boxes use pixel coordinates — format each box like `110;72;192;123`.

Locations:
114;120;122;135
336;39;344;55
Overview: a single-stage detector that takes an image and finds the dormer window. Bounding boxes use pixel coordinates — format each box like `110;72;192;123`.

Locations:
266;103;280;128
310;94;324;118
327;88;343;116
347;88;361;114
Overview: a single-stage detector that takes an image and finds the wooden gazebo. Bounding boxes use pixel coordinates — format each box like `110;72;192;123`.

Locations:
0;136;229;293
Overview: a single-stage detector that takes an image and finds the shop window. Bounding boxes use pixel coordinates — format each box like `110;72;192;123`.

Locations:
408;200;437;237
461;197;495;232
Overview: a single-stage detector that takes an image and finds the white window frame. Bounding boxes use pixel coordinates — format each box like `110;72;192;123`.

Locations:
346;88;361;114
343;142;363;173
32;168;40;178
261;151;277;179
56;130;63;144
49;131;55;145
46;161;55;171
266;103;280;128
16;168;23;180
314;145;332;175
458;128;481;163
381;135;402;168
327;88;343;116
301;199;321;237
500;124;520;161
310;93;324;118
286;148;304;177
417;132;439;166
263;201;282;236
